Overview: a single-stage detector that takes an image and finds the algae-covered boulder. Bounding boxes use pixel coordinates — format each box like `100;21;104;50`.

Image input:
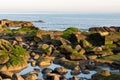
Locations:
62;27;80;39
59;44;73;54
0;39;30;71
36;30;54;42
69;49;87;60
80;39;92;49
38;44;53;56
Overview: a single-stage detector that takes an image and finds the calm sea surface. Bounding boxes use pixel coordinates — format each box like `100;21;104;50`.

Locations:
0;13;120;31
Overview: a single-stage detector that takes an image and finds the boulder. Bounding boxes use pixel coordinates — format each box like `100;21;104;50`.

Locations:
69;76;80;80
88;55;97;60
81;69;90;74
15;36;23;42
37;57;52;68
34;68;40;73
0;71;13;78
0;39;30;72
45;73;61;80
23;73;38;80
42;68;53;74
33;54;40;60
93;47;103;52
55;37;71;45
53;57;79;70
80;40;92;49
31;60;37;67
12;73;24;80
69;54;87;60
54;67;67;75
69;32;86;44
39;44;53;56
36;30;54;42
75;45;82;51
70;66;80;75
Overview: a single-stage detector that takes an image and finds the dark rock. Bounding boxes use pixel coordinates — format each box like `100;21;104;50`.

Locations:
0;71;13;78
53;57;79;70
12;73;24;80
69;76;80;80
22;72;38;80
34;20;45;23
81;69;90;74
34;68;40;73
54;67;67;75
42;68;53;74
70;66;80;75
45;73;61;80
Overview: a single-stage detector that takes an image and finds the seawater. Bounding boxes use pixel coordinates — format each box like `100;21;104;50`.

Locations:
0;13;120;31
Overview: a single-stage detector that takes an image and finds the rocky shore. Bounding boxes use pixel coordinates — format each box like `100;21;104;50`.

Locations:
0;19;120;80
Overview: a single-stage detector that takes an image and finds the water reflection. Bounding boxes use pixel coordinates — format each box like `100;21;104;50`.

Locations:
18;63;97;79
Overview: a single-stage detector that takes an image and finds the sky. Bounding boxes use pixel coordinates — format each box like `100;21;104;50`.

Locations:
0;0;120;13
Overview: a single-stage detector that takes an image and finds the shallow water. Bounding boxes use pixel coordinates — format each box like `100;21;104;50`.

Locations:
18;63;96;79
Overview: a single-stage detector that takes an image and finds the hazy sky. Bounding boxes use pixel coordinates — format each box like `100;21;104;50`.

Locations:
0;0;120;13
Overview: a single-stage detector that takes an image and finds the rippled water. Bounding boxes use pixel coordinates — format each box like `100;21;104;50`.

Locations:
0;13;120;31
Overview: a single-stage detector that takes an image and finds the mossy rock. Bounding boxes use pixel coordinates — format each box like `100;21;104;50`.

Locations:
69;49;87;60
0;51;9;64
94;48;113;57
62;27;80;39
0;39;14;52
105;32;120;42
0;39;29;71
80;39;92;49
105;44;116;49
59;44;73;54
13;27;38;38
1;28;13;34
38;44;53;56
98;53;120;62
105;39;113;45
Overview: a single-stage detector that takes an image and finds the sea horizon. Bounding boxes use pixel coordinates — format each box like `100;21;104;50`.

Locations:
0;13;120;31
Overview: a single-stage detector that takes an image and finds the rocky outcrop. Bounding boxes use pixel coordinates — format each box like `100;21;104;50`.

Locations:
0;19;34;28
89;26;120;32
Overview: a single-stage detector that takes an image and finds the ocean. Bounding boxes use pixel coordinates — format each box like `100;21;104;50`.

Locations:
0;13;120;31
